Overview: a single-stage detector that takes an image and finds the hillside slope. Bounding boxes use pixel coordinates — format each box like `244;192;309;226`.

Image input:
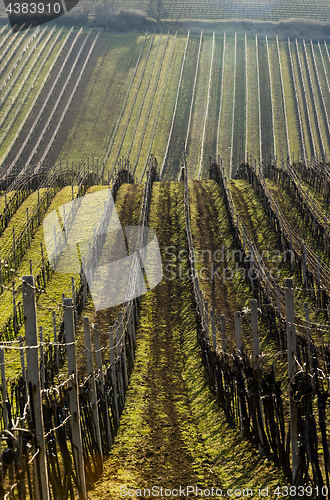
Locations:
88;181;285;499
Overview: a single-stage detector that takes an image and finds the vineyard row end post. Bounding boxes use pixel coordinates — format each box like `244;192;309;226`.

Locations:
22;275;50;500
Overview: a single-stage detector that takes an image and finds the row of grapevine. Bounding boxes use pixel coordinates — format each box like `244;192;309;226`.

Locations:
0;28;74;176
184;31;203;160
0;27;46;106
0;163;151;499
276;36;291;163
15;29;90;176
108;34;156;178
197;32;215;180
116;33;163;169
4;30;330;181
134;34;173;180
0;26;39;96
267;162;329;254
0;28;50;141
140;0;330;21
159;31;190;179
295;39;317;158
128;33;166;161
138;34;178;182
245;33;248;162
240;162;330;297
310;41;330;150
101;32;148;175
302;39;326;158
0;166;98;341
216;33;226;159
266;35;276;161
0;28;63;155
287;38;307;163
229;33;237;178
0;25;25;73
35;30;100;173
255;35;262;165
130;35;173;179
317;42;330;112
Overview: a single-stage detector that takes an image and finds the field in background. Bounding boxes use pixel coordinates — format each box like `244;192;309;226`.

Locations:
2;27;330;181
1;0;330;23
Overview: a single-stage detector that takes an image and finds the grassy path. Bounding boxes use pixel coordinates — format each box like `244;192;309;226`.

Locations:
188;180;251;351
58;33;146;166
88;181;285;498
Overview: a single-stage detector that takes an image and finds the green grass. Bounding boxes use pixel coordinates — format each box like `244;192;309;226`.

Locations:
217;33;235;174
185;34;212;177
232;33;246;171
0;186;79;378
268;37;289;160
0;188;47;258
0;190;16;213
0;29;68;163
162;34;199;180
202;34;223;175
58;32;147;167
278;39;301;158
246;35;260;163
88;179;286;499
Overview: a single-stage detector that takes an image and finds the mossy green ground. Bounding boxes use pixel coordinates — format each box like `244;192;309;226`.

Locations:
89;181;286;499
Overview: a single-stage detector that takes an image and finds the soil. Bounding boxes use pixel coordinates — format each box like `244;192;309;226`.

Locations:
6;29;102;174
189;180;246;349
89;181;224;497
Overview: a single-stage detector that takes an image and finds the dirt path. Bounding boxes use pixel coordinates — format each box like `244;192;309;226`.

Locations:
88;180;285;499
189;180;251;349
129;181;220;488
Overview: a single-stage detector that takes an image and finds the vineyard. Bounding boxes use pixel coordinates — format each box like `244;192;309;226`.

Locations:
2;0;330;23
2;27;330;182
1;19;330;500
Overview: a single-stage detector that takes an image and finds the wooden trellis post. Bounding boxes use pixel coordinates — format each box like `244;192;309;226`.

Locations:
251;299;259;361
304;303;313;371
115;319;124;405
52;311;59;373
235;311;242;355
0;344;8;430
22;275;50;500
83;318;103;467
94;324;112;451
118;312;128;390
204;301;209;339
211;309;216;351
285;278;302;486
220;314;227;351
39;326;45;389
109;326;120;428
63;297;87;500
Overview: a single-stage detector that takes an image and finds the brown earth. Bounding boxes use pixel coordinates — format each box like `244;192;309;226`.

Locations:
6;29;102;174
89;181;225;497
